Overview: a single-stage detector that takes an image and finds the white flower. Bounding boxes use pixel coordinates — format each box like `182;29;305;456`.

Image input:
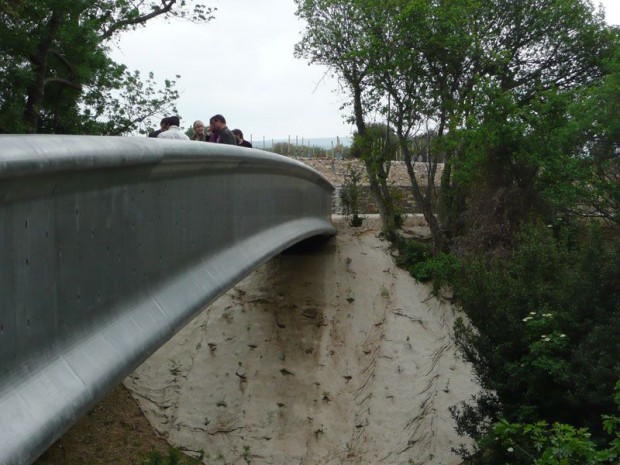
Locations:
544;337;551;342
560;334;566;338
507;447;514;452
530;312;537;315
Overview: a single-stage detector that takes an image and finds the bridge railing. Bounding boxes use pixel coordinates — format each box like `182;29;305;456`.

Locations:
0;135;335;465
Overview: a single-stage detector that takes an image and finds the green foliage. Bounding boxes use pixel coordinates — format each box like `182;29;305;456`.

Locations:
445;29;619;244
452;57;620;236
491;381;620;464
351;123;399;162
546;45;620;225
396;239;433;281
297;3;620;464
340;162;364;227
0;0;214;134
387;186;405;229
396;238;461;294
423;251;461;295
451;223;620;463
351;123;402;240
297;0;617;254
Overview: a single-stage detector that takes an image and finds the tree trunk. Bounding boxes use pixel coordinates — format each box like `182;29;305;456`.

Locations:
351;83;399;241
401;144;446;254
24;10;62;134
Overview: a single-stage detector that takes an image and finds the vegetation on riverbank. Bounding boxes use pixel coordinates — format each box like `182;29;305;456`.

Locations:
296;0;620;462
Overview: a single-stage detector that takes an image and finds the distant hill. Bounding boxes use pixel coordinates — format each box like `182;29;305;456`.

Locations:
249;136;352;150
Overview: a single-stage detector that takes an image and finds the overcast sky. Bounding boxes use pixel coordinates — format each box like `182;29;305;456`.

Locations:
110;0;620;141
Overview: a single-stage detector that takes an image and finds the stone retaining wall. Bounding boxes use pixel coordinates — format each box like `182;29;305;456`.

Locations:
332;185;425;214
294;157;442;214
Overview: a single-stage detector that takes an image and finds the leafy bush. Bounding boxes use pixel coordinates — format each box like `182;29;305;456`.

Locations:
450;223;620;463
396;238;461;294
340;162;364;227
388;186;405;229
396;238;433;281
491;380;620;465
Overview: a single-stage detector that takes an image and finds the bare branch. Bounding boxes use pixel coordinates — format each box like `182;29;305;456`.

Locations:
44;77;82;91
101;0;176;40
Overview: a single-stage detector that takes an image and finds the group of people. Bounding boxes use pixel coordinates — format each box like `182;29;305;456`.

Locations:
148;114;252;148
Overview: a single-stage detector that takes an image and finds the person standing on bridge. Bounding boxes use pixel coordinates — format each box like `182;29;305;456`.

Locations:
232;129;252;148
191;120;209;141
148;117;170;138
157;116;189;140
208;114;237;145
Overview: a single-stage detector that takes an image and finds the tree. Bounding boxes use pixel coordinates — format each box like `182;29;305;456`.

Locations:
296;1;620;462
357;0;473;253
449;223;620;464
294;0;401;240
365;0;614;252
542;43;620;226
0;0;214;135
441;0;615;251
350;122;403;235
296;0;614;252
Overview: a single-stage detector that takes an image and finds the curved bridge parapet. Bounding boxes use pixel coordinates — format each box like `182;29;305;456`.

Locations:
0;135;335;465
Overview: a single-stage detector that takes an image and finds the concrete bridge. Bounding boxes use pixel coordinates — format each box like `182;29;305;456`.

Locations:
0;135;335;465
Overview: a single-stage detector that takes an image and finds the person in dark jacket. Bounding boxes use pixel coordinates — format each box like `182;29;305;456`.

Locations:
232;129;252;148
148;117;170;138
208;114;237;145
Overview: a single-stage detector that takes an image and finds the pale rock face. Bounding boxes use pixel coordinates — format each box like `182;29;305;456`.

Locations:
125;216;480;465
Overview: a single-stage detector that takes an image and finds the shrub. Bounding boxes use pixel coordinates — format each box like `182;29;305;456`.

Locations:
396;238;461;294
490;380;620;465
340;162;364;227
451;223;620;463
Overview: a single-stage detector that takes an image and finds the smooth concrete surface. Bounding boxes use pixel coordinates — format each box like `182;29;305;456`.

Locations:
0;135;335;465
